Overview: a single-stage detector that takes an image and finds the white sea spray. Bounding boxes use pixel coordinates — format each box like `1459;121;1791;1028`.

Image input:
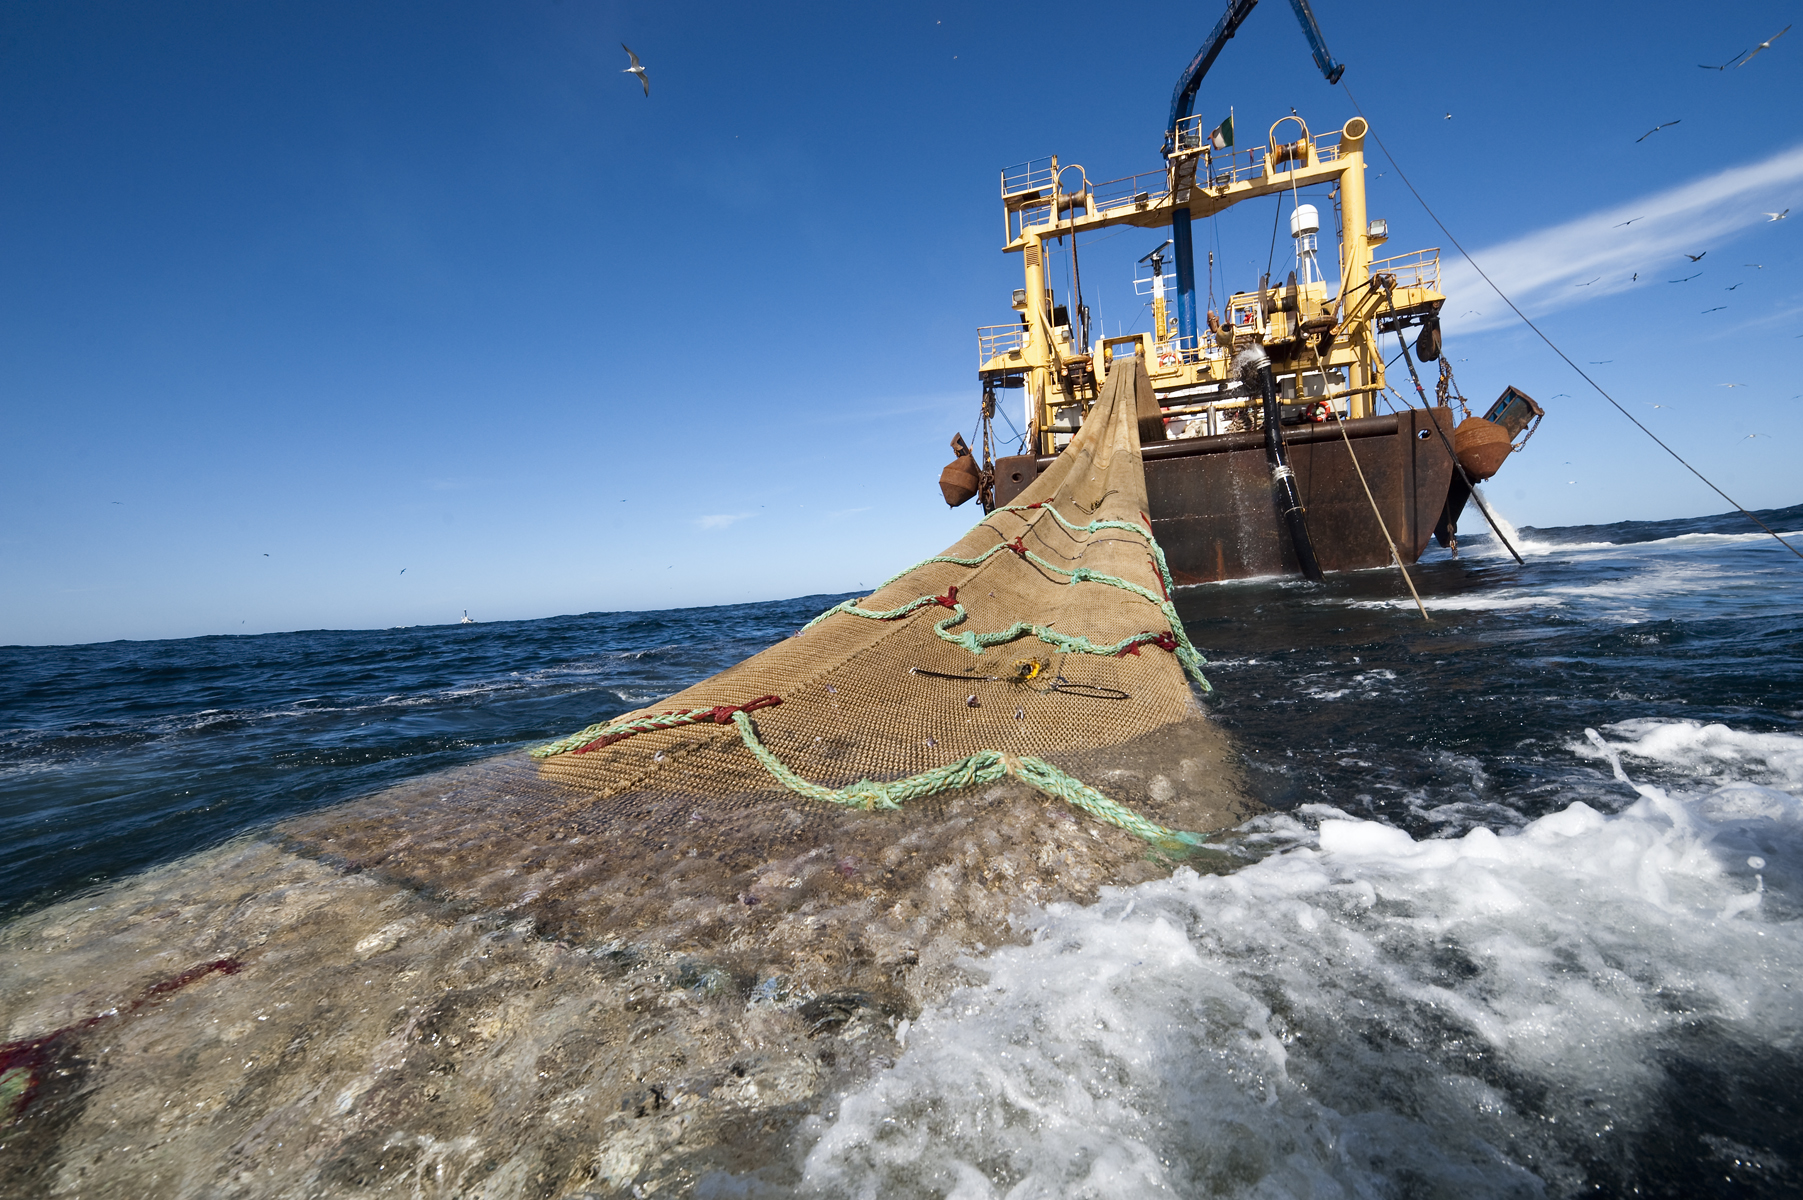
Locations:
798;720;1803;1198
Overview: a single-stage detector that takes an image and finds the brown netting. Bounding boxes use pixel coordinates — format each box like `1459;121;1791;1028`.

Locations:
533;354;1211;825
2;357;1255;1197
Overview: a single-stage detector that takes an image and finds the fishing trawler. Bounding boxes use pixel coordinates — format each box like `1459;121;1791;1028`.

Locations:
936;0;1543;584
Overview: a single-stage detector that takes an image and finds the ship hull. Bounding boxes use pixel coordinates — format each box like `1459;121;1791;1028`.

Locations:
992;408;1459;584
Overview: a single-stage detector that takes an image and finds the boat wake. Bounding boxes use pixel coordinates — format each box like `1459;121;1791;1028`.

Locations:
798;718;1803;1197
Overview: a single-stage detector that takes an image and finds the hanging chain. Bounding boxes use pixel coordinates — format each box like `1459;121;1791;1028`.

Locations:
977;380;998;513
1437;356;1471;420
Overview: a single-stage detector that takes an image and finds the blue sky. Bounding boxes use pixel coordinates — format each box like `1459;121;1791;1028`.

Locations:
3;0;1798;645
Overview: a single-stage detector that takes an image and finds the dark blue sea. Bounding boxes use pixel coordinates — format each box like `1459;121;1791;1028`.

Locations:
3;502;1801;1197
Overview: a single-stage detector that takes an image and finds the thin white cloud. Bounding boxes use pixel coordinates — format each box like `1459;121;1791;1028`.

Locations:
695;512;755;530
1440;143;1803;335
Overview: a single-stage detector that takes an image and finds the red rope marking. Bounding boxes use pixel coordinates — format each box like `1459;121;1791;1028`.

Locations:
703;695;783;724
1006;536;1028;558
1149;560;1170;600
0;958;241;1118
933;585;959;609
1116;632;1179;657
573;695;785;754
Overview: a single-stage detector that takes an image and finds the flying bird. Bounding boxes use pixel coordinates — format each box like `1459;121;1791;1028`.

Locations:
263;553;269;557
1685;251;1707;262
1719;382;1747;388
1636;120;1680;142
1575;277;1601;287
1746;263;1765;269
1766;209;1790;221
1702;306;1727;313
1614;216;1645;228
1589;360;1613;365
1738;25;1791;66
400;568;407;575
1726;282;1742;290
1699;49;1747;69
1646;403;1668;409
1461;310;1482;317
1746;433;1770;438
1443;113;1452;119
621;43;649;96
1668;273;1701;282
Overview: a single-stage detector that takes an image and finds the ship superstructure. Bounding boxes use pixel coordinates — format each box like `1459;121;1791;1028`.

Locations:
941;1;1542;584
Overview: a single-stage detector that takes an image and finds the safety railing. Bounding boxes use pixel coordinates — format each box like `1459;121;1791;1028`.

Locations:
1010;201;1057;240
1090;169;1171;216
1173;123;1344;189
978;323;1028;366
1001;157;1056;198
1368;247;1441;292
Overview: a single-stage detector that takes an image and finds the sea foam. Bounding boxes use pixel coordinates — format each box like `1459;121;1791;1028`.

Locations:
797;720;1803;1197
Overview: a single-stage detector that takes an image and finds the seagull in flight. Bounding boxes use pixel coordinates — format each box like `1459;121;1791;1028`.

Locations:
1668;272;1702;282
1575;277;1601;287
1702;306;1727;313
1614;215;1645;228
400;568;407;575
1589;360;1613;364
1766;209;1790;221
621;43;649;96
1719;382;1747;388
1746;263;1765;269
1636;120;1680;142
1739;25;1791;66
1726;282;1742;290
1685;251;1707;262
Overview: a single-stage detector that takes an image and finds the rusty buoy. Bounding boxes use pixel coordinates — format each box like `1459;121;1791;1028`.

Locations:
938;432;980;507
1452;417;1513;481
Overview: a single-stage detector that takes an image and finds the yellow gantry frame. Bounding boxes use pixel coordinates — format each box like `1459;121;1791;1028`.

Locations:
984;116;1443;454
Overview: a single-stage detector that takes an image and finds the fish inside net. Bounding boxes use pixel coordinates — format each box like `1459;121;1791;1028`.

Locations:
1;355;1255;1197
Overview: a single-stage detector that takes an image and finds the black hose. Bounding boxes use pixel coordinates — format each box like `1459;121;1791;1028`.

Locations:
1238;345;1323;581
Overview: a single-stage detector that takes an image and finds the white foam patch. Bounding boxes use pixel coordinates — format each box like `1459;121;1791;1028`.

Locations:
1579;718;1803;793
800;727;1803;1197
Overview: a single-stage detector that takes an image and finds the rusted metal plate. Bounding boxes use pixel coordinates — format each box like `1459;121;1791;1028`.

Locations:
993;409;1460;583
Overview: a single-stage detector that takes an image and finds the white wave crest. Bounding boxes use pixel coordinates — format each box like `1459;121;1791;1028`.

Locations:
800;727;1803;1197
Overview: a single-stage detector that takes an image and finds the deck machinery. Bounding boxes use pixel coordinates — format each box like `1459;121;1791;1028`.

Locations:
963;2;1539;584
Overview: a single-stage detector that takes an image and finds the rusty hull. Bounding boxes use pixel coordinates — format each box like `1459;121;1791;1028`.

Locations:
992;409;1458;583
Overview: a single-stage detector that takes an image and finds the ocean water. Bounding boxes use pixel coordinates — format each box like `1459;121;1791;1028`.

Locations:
3;502;1801;1196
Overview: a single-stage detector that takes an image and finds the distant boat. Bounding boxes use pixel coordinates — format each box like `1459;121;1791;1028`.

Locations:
459;610;475;624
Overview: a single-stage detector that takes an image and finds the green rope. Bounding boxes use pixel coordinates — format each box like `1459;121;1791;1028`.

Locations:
994;501;1180;598
729;711;1203;851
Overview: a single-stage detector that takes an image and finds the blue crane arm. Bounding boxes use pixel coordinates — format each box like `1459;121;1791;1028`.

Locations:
1165;0;1260;149
1287;0;1345;86
1164;0;1344;149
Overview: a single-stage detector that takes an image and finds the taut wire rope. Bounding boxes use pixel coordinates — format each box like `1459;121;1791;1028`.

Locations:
1339;81;1803;563
1307;341;1430;619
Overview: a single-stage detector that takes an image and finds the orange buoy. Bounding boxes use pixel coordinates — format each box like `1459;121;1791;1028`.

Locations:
1452;417;1513;481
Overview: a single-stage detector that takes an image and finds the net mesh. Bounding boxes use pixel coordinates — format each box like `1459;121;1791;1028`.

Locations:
530;355;1214;841
282;355;1250;942
0;358;1254;1197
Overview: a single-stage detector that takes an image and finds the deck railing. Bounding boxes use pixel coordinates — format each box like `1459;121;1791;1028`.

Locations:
1089;169;1172;216
1001;157;1056;199
977;323;1028;366
1368;248;1441;292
